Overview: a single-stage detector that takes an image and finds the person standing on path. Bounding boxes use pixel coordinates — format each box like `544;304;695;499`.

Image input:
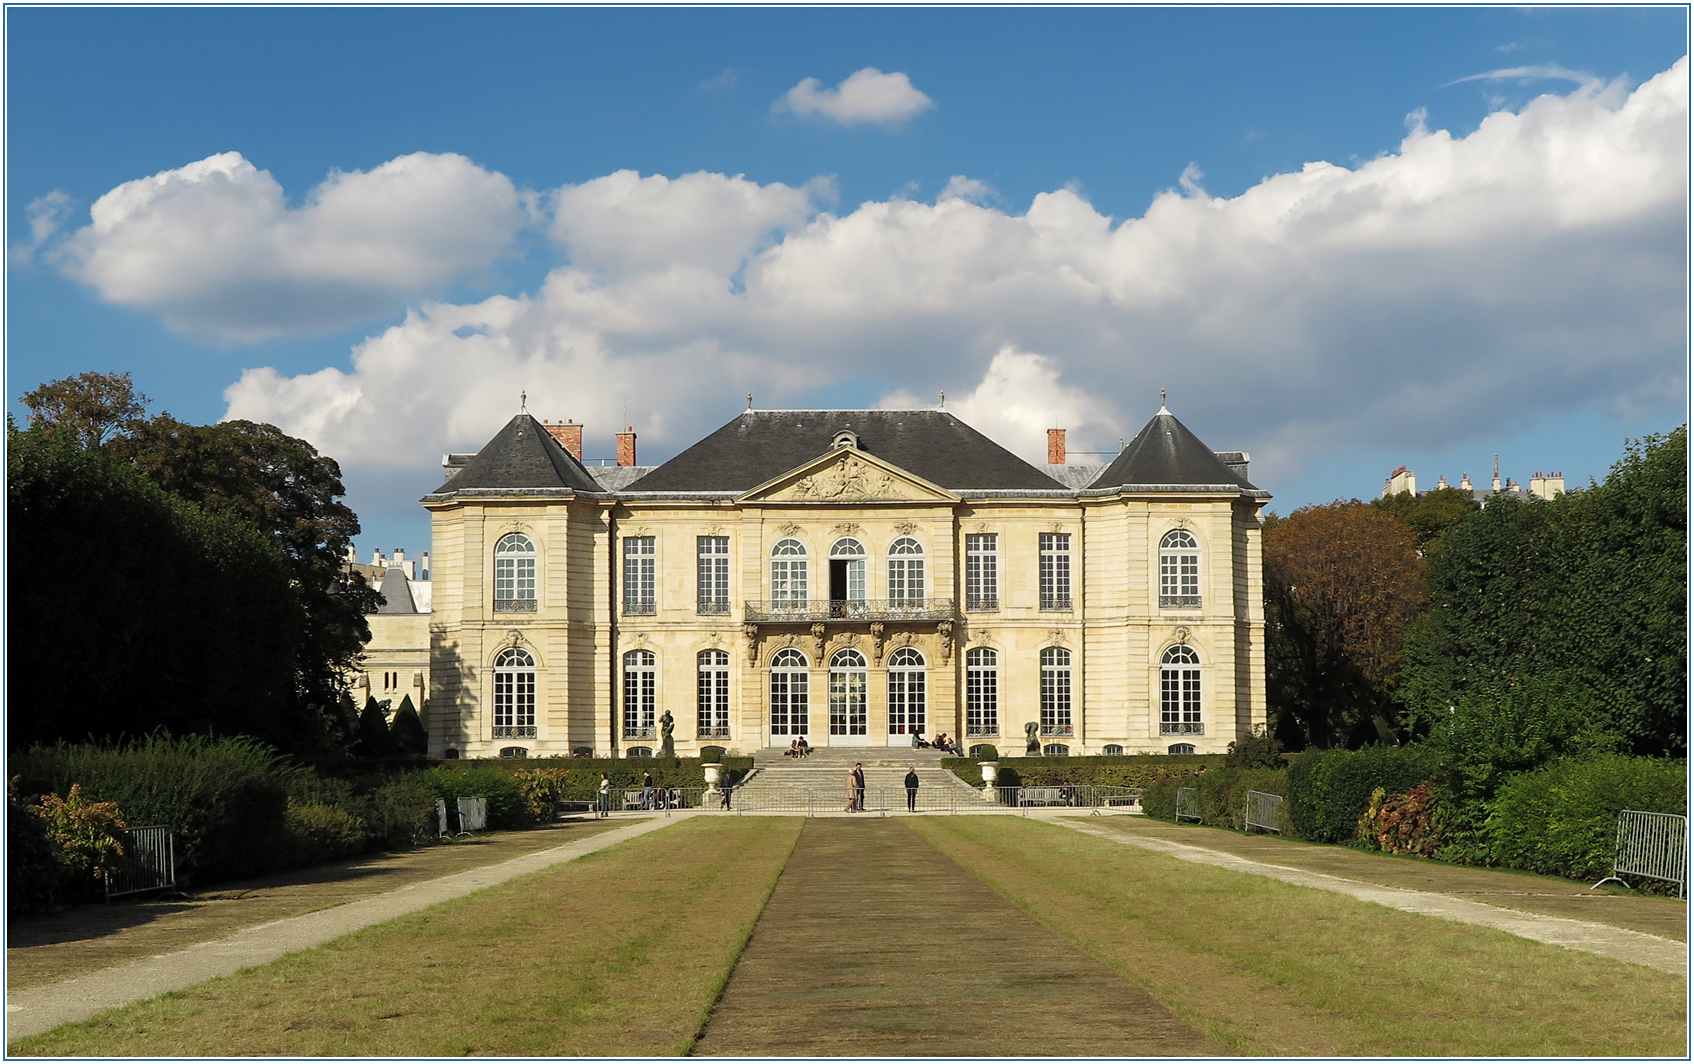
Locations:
853;762;867;812
641;769;654;809
845;768;858;812
904;767;919;812
598;773;610;818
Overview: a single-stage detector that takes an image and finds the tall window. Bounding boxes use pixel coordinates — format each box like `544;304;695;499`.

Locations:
886;647;926;738
623;649;656;739
965;647;998;737
829;648;868;736
493;647;536;738
623;536;656;614
1159;530;1201;609
494;533;537;612
888;537;925;604
828;538;867;613
1160;644;1203;735
1040;647;1073;736
770;539;808;605
965;534;998;611
769;648;809;736
1039;533;1071;610
698;536;730;614
697;649;730;739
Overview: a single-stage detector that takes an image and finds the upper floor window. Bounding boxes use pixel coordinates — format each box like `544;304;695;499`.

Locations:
965;646;998;737
623;649;657;740
965;534;998;611
1039;533;1071;610
1040;647;1073;737
888;537;925;603
492;647;536;739
1160;644;1203;736
829;538;867;604
770;538;808;604
698;536;730;614
623;536;656;614
494;533;537;613
697;649;730;740
1159;530;1201;609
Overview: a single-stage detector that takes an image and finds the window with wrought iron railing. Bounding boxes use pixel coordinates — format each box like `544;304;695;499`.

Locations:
624;536;655;614
1039;533;1071;611
965;534;997;612
1159;530;1201;610
698;536;730;614
1160;643;1203;737
1040;646;1073;737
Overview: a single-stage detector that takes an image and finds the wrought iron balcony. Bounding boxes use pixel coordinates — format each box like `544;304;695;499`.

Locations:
493;598;537;613
697;600;732;616
743;598;957;622
697;727;731;740
1160;594;1202;609
1039;597;1073;612
1160;722;1205;736
1041;723;1075;737
623;726;657;741
493;725;537;739
623;599;657;616
965;597;1000;612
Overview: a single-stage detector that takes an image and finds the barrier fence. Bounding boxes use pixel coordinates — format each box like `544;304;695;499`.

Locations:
549;784;1147;818
1175;787;1202;823
1594;810;1687;898
1244;790;1283;834
104;825;177;900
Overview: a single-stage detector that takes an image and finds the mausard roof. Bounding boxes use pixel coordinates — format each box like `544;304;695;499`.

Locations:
1089;407;1262;493
429;413;603;495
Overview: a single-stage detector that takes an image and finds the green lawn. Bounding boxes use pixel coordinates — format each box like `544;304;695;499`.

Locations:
907;816;1687;1057
10;817;803;1057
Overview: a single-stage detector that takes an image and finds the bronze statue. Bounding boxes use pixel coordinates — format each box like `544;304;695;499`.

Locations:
1025;720;1040;754
659;710;675;756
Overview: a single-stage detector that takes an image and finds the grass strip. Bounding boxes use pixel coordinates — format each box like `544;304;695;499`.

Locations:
11;816;804;1058
907;815;1686;1057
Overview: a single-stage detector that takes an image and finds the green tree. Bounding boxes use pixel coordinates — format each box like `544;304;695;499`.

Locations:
353;698;398;759
390;695;428;757
20;370;148;447
1264;501;1428;749
1372;485;1480;553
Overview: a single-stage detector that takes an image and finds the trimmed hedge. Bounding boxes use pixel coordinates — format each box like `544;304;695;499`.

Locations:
1286;746;1444;843
943;754;1225;790
1142;766;1289;831
1486;755;1687;883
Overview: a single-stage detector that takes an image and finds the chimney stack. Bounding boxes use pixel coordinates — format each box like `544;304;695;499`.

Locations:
544;419;583;460
1047;428;1067;465
616;426;637;467
420;551;431;581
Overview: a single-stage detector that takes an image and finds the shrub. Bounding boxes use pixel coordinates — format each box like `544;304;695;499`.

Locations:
364;775;441;847
390;697;428;758
1286;745;1443;843
282;800;369;865
1141;766;1289;830
942;754;1221;790
1225;726;1284;769
411;766;532;829
1485;755;1686;883
9;778;61;916
10;735;295;885
973;744;1000;761
698;746;726;764
1357;780;1447;856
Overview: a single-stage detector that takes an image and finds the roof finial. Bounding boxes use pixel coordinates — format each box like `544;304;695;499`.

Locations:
747;392;754;411
1159;388;1169;414
939;390;945;409
520;389;527;413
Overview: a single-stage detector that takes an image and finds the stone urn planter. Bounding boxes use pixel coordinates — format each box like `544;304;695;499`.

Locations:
702;762;723;793
979;761;999;789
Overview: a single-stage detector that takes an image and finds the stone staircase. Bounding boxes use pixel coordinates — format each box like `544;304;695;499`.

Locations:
736;745;983;806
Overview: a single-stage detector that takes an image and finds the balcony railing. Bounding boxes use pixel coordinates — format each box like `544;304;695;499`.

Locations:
493;598;537;613
1160;594;1202;609
623;726;657;741
1041;723;1075;737
966;597;999;612
493;725;538;739
743;598;956;622
697;600;731;615
1160;721;1205;736
1039;597;1073;611
623;599;657;616
697;727;731;740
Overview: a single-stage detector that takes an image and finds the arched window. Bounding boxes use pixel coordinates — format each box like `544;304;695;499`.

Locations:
828;538;867;613
1043;744;1070;757
1040;647;1073;738
1102;744;1125;756
493;647;536;739
829;648;868;737
1167;743;1195;755
499;746;529;759
966;647;999;737
1160;644;1203;736
770;539;809;606
623;649;656;741
888;537;925;604
698;649;730;740
769;648;810;737
494;533;537;612
1159;530;1201;609
887;646;926;739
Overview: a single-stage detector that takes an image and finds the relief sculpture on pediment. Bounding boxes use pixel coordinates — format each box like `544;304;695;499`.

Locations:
787;455;901;501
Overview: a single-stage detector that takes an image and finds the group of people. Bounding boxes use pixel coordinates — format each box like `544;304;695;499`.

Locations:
841;763;926;812
784;737;812;758
914;732;962;755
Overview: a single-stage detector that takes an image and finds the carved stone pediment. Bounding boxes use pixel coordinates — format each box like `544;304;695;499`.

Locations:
738;448;958;506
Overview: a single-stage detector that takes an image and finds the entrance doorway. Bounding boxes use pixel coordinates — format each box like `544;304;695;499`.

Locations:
829;648;869;745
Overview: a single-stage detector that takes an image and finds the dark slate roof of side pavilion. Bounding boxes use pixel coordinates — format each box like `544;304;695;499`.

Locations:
430;414;604;494
624;410;1066;492
1089;408;1260;492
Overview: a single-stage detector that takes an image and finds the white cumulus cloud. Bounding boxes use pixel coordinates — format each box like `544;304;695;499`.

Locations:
158;59;1694;504
53;151;530;342
773;68;935;126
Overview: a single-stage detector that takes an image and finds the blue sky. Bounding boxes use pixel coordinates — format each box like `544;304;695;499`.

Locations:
7;7;1687;557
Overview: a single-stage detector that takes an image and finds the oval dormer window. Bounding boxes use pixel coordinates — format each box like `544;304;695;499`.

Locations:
831;429;859;449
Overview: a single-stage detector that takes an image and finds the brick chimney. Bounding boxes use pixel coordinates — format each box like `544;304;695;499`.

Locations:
544;419;583;460
616;426;637;467
1047;428;1066;465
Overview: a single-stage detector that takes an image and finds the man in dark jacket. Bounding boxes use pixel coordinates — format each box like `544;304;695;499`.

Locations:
852;763;866;811
904;767;920;812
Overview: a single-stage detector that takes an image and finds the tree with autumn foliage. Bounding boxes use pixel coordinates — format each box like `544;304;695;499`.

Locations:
1263;501;1428;750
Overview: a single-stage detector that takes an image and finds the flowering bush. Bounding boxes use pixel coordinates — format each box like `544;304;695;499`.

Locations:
1357;780;1446;856
33;783;129;885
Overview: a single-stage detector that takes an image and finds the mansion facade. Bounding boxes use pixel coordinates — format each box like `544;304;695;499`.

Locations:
420;406;1270;759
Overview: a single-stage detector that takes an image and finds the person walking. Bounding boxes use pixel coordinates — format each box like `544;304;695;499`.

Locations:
641;768;654;810
904;767;919;812
598;773;610;818
845;767;858;812
852;762;867;812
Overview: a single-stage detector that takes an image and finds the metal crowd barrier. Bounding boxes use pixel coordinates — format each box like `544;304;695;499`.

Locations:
1244;790;1283;834
103;825;176;900
1594;810;1687;898
438;796;489;837
1175;787;1202;823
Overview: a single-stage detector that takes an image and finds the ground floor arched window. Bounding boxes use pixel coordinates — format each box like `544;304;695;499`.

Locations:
1160;644;1202;736
829;648;867;736
886;646;926;738
769;648;809;736
493;647;536;739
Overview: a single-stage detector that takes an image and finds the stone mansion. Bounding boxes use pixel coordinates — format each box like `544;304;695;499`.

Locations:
411;404;1270;759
